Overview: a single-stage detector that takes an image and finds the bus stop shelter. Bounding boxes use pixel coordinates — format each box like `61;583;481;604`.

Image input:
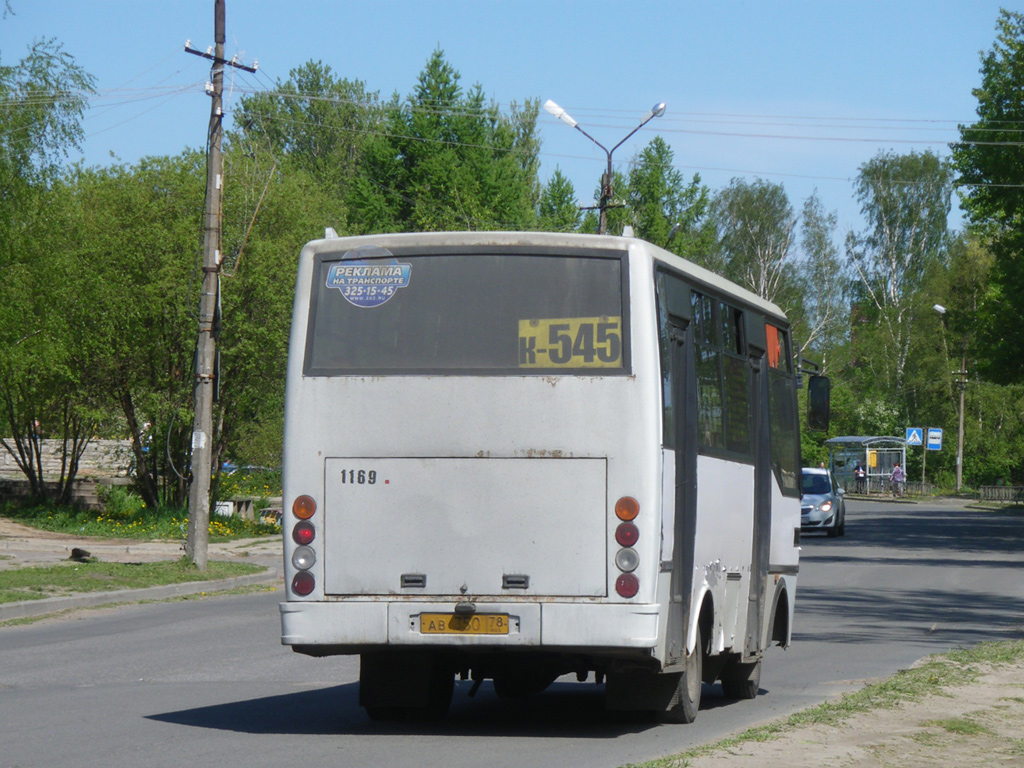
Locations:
825;436;906;494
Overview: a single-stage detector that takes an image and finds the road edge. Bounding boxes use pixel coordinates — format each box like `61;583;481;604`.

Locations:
0;566;281;621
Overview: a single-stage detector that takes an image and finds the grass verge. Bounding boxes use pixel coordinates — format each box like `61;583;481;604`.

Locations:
0;558;266;604
2;500;280;540
622;639;1024;768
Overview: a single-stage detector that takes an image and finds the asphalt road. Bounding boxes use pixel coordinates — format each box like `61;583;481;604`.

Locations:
1;499;1021;768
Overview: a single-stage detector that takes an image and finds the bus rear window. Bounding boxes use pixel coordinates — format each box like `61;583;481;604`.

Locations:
304;250;627;375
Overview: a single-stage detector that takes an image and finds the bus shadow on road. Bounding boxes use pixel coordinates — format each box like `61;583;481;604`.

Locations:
146;679;679;737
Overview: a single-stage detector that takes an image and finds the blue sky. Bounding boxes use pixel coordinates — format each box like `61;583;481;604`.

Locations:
1;1;1011;237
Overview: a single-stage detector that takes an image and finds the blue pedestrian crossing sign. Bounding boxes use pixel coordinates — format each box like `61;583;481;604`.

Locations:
927;428;943;451
906;427;923;446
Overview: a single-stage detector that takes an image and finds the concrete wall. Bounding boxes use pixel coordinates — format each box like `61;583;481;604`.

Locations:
0;439;133;479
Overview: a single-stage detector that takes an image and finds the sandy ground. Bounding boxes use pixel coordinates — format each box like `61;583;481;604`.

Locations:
688;660;1024;768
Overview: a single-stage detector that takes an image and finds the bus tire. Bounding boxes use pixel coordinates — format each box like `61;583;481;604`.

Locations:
662;628;703;724
720;658;761;700
422;665;455;719
360;651;453;721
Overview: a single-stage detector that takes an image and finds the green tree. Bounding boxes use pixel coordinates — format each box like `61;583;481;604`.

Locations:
0;235;100;503
216;145;346;471
350;49;541;233
709;178;798;304
796;192;848;368
626;137;714;260
845;150;952;397
0;39;95;501
537;168;580;232
64;154;207;508
951;9;1024;383
233;60;378;207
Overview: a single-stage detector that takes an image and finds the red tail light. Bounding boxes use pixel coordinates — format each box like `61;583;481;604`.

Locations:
615;522;639;547
615;573;639;598
292;520;316;546
292;571;315;596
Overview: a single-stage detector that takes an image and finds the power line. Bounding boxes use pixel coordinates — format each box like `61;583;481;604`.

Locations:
7;76;1024;190
226;107;1024;189
10;80;1024;141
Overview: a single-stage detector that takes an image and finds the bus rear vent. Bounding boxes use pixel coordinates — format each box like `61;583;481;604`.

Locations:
401;573;426;589
502;574;530;590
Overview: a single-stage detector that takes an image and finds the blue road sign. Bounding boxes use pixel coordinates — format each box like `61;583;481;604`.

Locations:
927;428;943;451
906;427;923;446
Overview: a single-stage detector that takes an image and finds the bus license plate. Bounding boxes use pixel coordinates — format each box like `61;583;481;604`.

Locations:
420;613;509;635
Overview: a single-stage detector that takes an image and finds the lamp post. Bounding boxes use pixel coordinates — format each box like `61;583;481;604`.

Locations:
934;304;966;491
544;99;666;235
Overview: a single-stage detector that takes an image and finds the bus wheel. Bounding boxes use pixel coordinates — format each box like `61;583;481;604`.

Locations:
422;665;455;719
662;630;703;724
365;669;453;721
360;652;453;721
721;658;761;700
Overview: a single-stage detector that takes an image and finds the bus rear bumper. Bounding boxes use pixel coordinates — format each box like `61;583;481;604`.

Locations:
280;600;661;650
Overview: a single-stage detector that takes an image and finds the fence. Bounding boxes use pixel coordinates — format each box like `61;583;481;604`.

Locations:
978;486;1024;502
852;477;933;496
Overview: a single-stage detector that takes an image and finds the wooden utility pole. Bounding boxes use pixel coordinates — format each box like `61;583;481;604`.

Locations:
184;0;255;569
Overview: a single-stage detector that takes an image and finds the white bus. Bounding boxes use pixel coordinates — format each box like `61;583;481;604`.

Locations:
280;230;827;722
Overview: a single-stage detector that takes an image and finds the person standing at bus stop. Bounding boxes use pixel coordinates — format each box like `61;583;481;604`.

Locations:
890;462;906;497
854;462;866;493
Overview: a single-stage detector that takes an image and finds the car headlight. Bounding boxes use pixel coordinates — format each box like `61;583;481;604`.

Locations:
820;500;833;513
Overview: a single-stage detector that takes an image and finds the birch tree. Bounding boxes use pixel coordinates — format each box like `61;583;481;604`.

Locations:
796;192;848;365
710;178;797;303
846;150;952;394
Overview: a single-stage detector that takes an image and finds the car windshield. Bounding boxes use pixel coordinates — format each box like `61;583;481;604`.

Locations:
801;473;832;495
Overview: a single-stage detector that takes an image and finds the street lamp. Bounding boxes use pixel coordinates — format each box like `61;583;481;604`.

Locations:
544;99;666;235
934;304;967;491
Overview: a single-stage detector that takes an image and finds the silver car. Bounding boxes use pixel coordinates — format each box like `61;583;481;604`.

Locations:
801;467;846;537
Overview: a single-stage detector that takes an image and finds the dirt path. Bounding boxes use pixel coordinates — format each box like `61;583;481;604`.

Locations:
688;660;1024;768
0;516;280;570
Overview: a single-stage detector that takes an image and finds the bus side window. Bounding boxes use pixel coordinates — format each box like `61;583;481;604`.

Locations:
692;292;723;449
696;344;724;449
655;274;676;449
721;302;750;455
767;324;800;495
693;294;750;456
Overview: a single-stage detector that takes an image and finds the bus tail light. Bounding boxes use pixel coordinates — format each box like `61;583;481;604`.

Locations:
292;545;316;571
293;495;317;519
614;496;639;597
615;522;639;547
292;571;315;596
614;547;639;572
293;520;316;546
615;573;639;598
615;496;639;521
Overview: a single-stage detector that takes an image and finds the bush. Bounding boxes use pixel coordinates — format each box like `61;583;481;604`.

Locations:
216;466;282;501
99;485;147;520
